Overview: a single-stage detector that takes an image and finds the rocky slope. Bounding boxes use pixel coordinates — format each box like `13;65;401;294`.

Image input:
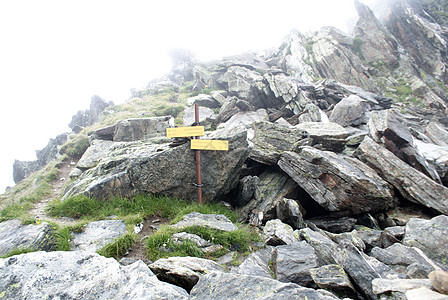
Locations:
2;0;448;299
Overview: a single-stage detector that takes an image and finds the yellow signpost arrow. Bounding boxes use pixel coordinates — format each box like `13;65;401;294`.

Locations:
166;126;205;138
190;139;229;151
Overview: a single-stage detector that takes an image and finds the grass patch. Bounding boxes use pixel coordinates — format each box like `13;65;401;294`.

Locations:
0;247;36;258
145;224;261;261
59;134;90;158
97;233;137;259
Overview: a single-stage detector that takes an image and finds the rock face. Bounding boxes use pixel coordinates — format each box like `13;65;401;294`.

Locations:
0;251;189;299
279;147;396;214
71;220;127;252
0;220;54;255
64;128;249;202
69;95;113;131
356;136;448;214
113;116;174;142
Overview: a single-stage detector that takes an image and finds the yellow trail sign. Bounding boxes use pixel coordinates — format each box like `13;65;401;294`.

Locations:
191;139;229;151
166;126;205;138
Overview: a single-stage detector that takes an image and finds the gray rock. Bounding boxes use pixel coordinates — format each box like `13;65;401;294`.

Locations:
68;167;83;179
76;140;114;171
90;124;116;141
381;226;405;248
403;216;448;270
370;243;437;274
306;216;357;233
429;269;448;295
149;256;224;291
13;160;40;184
406;286;448;300
69;95;113;131
190;271;339;300
113;116;174;142
119;257;138;266
210;90;228;105
171;212;237;232
250;121;310;165
276;198;306;229
279;147;396;214
329;95;371;127
263;219;297;246
368;110;440;182
240;168;297;226
355;136;448;214
236;246;275;278
217;109;269;131
187;94;221;109
293;122;349;152
273;241;318;287
353;225;383;251
426;122;448;147
310;264;357;297
63;127;249;202
372;278;432;295
232;175;260;207
415;140;448;186
0;220;54;256
170;232;212;248
182;106;216;126
0;251;188;299
71;220;127;252
299;228;338;265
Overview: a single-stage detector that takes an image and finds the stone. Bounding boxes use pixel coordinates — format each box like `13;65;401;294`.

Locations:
63;127;249;202
372;278;432;294
71;220;127;252
273;241;318;287
263;219;297;246
356;136;448;214
381;226;405;248
170;232;212;248
187;94;221;108
310;264;357;297
275;198;306;229
182;106;216;126
368;110;440;182
76;140;114;171
293;122;349;152
149;256;224;291
236;246;275;278
299;228;338;265
190;271;339;299
113;116;174;142
232;175;260;207
426;122;448;146
171;212;237;232
306;216;357;233
13;160;40;183
217;109;269;131
0;251;188;299
0;220;54;256
69;95;113;130
415;140;448;186
403;216;448;270
329;95;371;127
279;147;396;214
68;167;83;179
370;243;437;273
249;121;310;165
429;270;448;295
239;168;297;226
406;286;448;300
90;124;116;141
353;225;382;251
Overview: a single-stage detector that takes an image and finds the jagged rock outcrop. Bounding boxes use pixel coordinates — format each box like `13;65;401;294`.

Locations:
69;95;114;132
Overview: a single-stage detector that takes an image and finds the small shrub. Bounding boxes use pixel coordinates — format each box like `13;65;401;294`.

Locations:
59;134;90;158
97;233;137;259
0;247;36;258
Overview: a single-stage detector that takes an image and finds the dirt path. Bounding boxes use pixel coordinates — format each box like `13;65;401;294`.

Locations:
29;159;80;227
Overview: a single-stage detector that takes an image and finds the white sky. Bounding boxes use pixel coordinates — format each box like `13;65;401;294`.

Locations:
0;0;377;193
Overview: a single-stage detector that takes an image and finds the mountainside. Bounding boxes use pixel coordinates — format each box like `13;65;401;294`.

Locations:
2;0;448;299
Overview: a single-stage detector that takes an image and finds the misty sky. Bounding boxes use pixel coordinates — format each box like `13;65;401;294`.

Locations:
0;0;377;193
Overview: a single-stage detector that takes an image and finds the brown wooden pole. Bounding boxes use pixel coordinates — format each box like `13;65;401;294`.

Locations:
194;103;203;204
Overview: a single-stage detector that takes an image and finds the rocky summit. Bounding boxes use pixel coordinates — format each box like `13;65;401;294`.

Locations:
2;0;448;299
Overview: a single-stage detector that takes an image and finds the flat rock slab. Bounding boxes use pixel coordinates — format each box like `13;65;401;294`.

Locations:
0;220;53;255
113;116;174;142
0;251;189;299
293;122;349;152
71;220;127;252
190;271;339;300
149;256;224;291
263;219;297;246
171;212;237;232
235;246;275;278
310;264;356;297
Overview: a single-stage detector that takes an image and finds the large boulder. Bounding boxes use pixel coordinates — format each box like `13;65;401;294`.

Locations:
113;116;174;142
217;109;269;131
149;256;224;291
0;251;189;299
0;220;54;255
329;95;371;127
415;140;448;186
71;220;127;252
278;147;396;214
69;95;113;131
182;106;216;126
249;121;310;165
63;127;249;202
263;219;297;246
403;216;448;271
356;136;448;215
310;264;357;298
235;246;275;278
190;271;339;299
425;122;448;146
171;212;237;232
293;122;349;152
76;140;115;171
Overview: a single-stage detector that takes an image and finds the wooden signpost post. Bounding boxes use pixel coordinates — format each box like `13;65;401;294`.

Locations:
166;103;228;204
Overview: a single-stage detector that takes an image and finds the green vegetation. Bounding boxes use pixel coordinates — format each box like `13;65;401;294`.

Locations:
145;224;261;261
59;134;90;158
97;233;137;259
0;247;36;259
350;37;365;60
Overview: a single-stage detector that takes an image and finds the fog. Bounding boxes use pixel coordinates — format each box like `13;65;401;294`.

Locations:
0;0;377;193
